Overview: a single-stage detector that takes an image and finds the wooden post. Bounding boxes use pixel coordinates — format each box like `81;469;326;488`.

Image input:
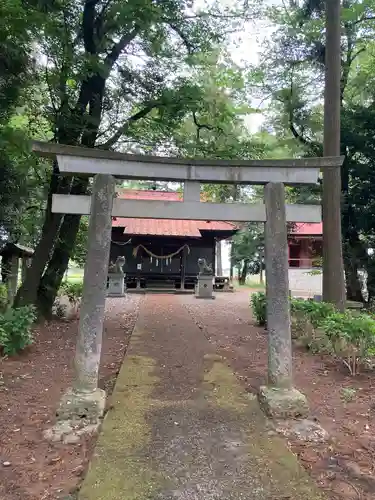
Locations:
181;246;187;290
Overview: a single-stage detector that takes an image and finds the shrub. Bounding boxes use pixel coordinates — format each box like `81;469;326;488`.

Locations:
250;291;267;326
60;281;84;305
0;305;36;356
290;299;336;328
321;312;375;375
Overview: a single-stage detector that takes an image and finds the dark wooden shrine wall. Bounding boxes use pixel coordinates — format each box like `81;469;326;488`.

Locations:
109;230;216;278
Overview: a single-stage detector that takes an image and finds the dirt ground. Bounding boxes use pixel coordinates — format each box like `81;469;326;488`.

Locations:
183;291;375;500
0;295;142;500
1;290;375;500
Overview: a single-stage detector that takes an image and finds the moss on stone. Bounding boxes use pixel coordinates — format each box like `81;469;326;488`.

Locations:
203;360;325;499
79;346;165;500
203;359;251;411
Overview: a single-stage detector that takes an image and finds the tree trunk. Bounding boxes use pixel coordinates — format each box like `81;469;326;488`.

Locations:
239;259;249;285
36;214;82;317
1;254;11;284
322;0;346;310
343;235;364;302
14;163;72;308
33;67;105;317
344;258;362;301
216;240;223;276
36;178;89;317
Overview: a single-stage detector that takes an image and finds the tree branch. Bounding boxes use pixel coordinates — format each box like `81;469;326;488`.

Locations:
192;111;224;142
95;0;113;40
167;22;195;53
83;0;100;54
349;47;366;64
104;26;141;70
98;103;159;149
352;15;375;26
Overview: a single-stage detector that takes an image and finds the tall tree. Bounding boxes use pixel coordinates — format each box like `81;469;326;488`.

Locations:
253;0;375;302
14;0;252;316
322;0;346;309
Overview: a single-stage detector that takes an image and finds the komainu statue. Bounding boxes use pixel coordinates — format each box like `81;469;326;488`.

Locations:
108;256;125;274
198;258;213;276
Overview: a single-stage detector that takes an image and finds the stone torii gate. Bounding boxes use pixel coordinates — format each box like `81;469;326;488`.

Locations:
32;141;343;432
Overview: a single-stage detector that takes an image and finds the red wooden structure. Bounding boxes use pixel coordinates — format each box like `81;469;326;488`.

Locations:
288;223;322;268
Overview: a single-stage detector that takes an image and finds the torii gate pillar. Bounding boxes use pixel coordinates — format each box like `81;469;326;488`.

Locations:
56;174;115;426
258;182;309;418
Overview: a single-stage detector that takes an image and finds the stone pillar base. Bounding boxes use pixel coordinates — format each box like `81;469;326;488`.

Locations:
56;388;106;423
44;388;106;444
258;386;309;419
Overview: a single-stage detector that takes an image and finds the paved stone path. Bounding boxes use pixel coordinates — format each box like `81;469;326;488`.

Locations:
79;294;324;500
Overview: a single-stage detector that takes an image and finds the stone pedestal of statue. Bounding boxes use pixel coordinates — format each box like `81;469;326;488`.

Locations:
107;273;126;297
195;275;214;299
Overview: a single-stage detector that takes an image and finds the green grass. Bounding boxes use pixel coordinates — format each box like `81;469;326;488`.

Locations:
236;280;265;290
64;267;84;283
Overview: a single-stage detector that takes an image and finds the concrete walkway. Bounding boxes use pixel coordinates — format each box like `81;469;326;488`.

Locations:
79;295;325;500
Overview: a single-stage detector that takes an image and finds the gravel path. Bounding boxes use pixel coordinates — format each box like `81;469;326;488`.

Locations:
182;291;375;500
80;294;323;500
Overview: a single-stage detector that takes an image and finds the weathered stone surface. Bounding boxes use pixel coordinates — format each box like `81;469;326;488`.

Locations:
56;388;106;423
258;386;309;419
43;418;101;444
275;419;328;443
264;182;293;388
107;273;125;297
195;275;214;299
74;174;115;394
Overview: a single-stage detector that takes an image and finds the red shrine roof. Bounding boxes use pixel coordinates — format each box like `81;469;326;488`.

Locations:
290;223;323;236
112;190;237;238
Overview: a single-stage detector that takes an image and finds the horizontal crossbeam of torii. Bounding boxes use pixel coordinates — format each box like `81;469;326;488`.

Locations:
52;194;321;223
32;140;344;428
33;141;343;185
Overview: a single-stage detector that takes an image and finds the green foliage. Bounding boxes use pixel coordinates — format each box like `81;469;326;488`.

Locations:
290;297;375;375
0;284;7;313
321;312;375;375
0;305;36;356
290;299;336;328
254;293;375;375
60;280;83;305
71;217;89;268
250;291;266;326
